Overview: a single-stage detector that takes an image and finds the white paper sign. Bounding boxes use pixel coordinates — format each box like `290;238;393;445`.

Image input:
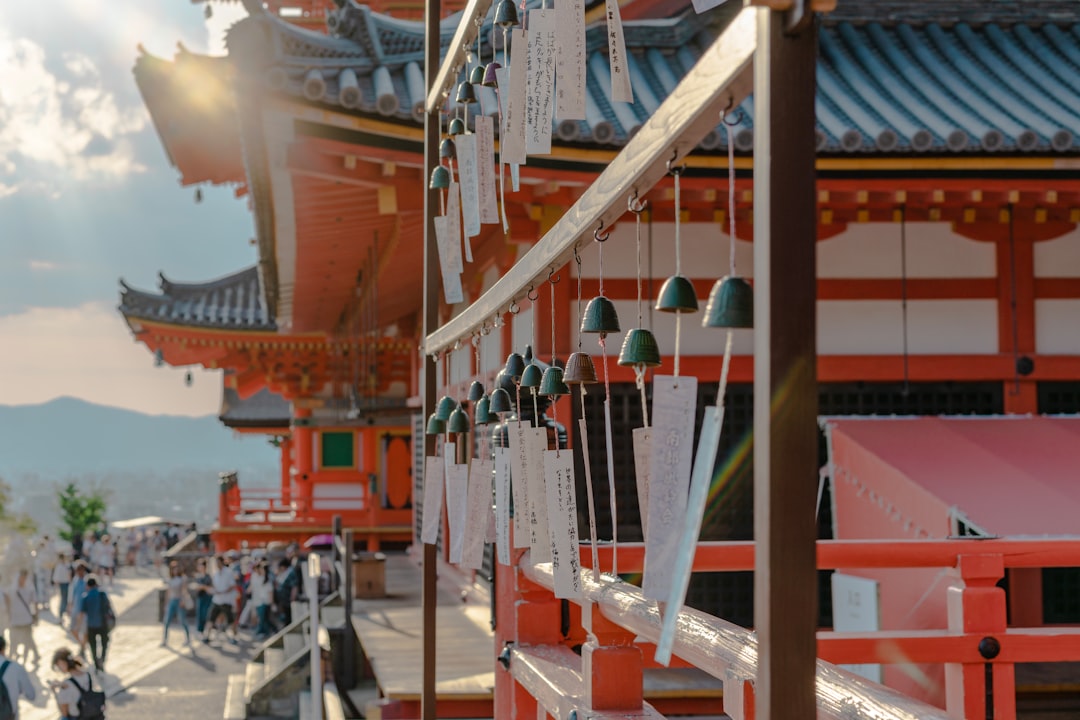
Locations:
483;460;497;543
446;181;463;270
656;405;723;664
831;573;883;682
525;10;556;156
433;216;463;304
420;453;445;545
642;376;697;600
507;421;531;548
495;449;512;564
475;116;499;225
555;0;587;120
527;427;552;563
577;418;600;574
604;0;633;103
456;133;481;244
502;30;528;165
446;462;469;563
461;459;491;569
632;426;652;539
543;449;582;598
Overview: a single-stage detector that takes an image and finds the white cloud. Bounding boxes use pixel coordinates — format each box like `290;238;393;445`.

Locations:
0;303;223;417
28;260;58;271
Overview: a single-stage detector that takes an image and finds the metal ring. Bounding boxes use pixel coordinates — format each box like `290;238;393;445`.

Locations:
527;285;539;302
594;221;610;242
573;244;582;267
548;267;560;284
628;191;648;214
508;299;520;315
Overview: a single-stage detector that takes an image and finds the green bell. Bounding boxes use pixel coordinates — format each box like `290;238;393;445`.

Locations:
425;412;446;435
455;80;476;105
448;117;465;136
429;165;450;190
447;405;471;434
563;352;597;385
474;396;494;425
655;274;699;313
482;62;501;88
489;387;513;414
618;328;662;367
580;296;620;336
703;276;754;329
520;363;543;390
435;394;457;421
469;65;485;85
468;380;485;402
504;352;526;380
494;0;518;28
539;366;570;398
440;137;456;160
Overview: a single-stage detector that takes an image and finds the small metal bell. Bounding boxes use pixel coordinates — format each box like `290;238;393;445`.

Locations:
563;352;597;385
469;65;485;85
520;363;543;390
447;405;471;434
618;328;662;367
580;296;620;336
439;137;456;160
435;394;457;421
425;412;446;435
448;117;465;136
703;276;754;329
468;380;485;402
455;80;477;105
655;274;699;313
493;0;518;28
482;62;501;88
539;366;570;398
429;165;450;190
474;396;494;425
504;352;526;380
489;387;513;414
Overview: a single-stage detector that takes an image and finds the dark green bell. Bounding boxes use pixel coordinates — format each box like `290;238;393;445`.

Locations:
435;394;457;421
440;137;456;160
447;405;470;434
504;352;526;380
580;296;620;336
429;165;450;190
655;274;699;313
425;412;446;435
489;387;513;414
703;276;754;329
563;352;597;385
455;80;476;105
482;62;501;88
618;328;662;367
520;363;543;390
494;0;518;28
468;380;485;402
448;117;465;136
469;65;485;85
539;366;570;398
474;396;494;425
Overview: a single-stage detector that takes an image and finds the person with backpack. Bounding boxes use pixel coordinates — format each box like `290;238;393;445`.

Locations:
0;636;36;719
75;578;113;673
49;647;104;720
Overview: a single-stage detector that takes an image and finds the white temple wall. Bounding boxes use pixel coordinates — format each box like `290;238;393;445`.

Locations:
1036;301;1080;355
1034;226;1080;277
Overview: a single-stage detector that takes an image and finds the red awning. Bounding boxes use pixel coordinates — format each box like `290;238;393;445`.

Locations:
824;416;1080;538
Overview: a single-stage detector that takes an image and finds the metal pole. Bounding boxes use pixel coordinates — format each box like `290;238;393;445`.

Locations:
332;515;342;594
343;529;355;688
752;6;819;720
308;554;323;720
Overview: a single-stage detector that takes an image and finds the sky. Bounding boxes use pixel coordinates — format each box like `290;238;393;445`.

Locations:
0;1;253;417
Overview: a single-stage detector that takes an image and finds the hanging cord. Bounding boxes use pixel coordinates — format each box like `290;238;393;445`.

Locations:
629;192;650;427
671;162;684;378
575;246;601;575
595;223;618;576
900;204;910;395
528;285;540;423
549;271;560;455
724;112;737;276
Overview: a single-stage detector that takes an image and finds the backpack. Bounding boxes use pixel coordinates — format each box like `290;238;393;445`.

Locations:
0;661;13;720
69;674;106;719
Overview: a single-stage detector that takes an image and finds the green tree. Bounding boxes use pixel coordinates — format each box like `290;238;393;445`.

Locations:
57;482;107;542
0;475;37;535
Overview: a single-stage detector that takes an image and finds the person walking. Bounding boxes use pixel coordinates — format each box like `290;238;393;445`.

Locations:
161;561;192;646
5;570;40;669
76;577;112;672
52;555;73;624
49;647;101;720
191;558;213;638
204;556;239;645
67;563;88;660
249;562;274;639
0;636;36;718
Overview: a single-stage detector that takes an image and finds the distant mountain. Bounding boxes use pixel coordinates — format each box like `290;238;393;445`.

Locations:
0;397;277;476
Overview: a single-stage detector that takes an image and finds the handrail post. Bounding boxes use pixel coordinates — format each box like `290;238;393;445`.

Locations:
581;600;642;712
945;553;1014;720
308;554;323;720
332;515;343;594
343;529;356;688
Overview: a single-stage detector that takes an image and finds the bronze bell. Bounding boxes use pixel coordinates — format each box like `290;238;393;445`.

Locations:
448;117;465;136
655;274;699;313
493;0;518;28
580;296;620;336
504;352;526;380
618;328;662;367
439;137;456;160
563;352;597;384
703;276;754;329
455;80;477;105
429;165;450;190
474;396;494;425
482;62;501;88
539;366;570;398
447;404;471;433
489;387;513;414
435;394;457;421
468;380;485;402
469;65;485;85
425;412;446;435
520;363;543;390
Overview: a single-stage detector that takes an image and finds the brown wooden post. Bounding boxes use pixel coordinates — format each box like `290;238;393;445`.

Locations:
343;529;356;686
332;515;343;594
752;7;819;720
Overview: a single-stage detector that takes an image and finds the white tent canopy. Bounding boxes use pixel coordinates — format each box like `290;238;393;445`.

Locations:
110;516;183;530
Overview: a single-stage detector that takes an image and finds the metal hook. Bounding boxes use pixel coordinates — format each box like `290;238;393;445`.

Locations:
628;190;648;215
508;299;520;315
720;103;745;127
573;244;582;267
526;284;539;302
666;149;685;176
547;267;560;284
594;221;610;242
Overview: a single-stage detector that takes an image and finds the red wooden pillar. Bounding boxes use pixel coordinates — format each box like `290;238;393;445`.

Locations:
294;408;314;513
994;213;1037;414
581;602;643;712
280;435;293;506
945;553;1015;720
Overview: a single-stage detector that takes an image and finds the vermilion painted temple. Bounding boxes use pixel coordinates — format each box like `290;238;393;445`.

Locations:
120;0;1080;717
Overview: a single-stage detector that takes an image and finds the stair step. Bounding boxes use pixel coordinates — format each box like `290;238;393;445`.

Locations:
263;647;286;679
224;673;247;720
244;661;265;700
283;632;306;659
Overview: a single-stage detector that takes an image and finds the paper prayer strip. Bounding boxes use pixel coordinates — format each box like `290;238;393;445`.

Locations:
555;0;587;120
433;216;463;304
446;462;469;564
446;181;463;271
525;10;556;156
461;458;490;569
502;30;528;165
604;0;633;103
527;427;552;563
508;421;531;548
420;455;445;545
475;116;499;225
632;426;652;540
543;449;582;598
456;133;481;242
495;447;512;565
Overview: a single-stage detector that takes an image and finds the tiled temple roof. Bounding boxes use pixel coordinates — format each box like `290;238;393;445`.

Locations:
225;0;1080;154
119;266;275;330
219;385;292;428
